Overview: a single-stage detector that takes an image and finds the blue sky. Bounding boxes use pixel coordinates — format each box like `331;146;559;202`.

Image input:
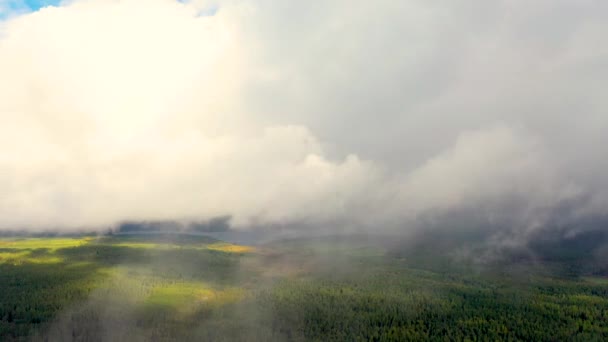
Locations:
8;0;61;12
22;0;61;11
1;0;61;19
1;1;216;20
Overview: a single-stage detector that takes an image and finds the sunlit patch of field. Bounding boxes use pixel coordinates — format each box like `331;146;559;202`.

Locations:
110;242;162;249
0;235;256;341
83;267;247;313
146;282;245;311
0;250;64;265
95;238;255;254
0;237;92;251
0;237;92;265
147;283;212;308
0;237;94;265
583;276;608;285
206;242;255;253
0;236;255;252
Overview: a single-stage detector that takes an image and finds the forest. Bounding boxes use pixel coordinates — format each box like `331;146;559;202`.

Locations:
0;232;608;341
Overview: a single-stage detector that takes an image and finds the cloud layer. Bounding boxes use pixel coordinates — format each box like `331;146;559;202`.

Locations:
0;0;606;233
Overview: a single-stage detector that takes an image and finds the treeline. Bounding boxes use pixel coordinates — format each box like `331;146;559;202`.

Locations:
116;216;232;234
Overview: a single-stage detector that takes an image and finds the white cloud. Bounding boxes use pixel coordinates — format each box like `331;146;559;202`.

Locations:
0;0;385;229
0;0;606;232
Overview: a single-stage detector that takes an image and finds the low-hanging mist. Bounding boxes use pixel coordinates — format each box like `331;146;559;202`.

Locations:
0;0;607;238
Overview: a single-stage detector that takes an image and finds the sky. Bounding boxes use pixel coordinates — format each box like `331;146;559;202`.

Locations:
0;0;607;237
0;0;60;18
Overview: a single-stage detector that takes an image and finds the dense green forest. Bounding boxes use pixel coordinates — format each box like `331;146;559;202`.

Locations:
1;233;608;341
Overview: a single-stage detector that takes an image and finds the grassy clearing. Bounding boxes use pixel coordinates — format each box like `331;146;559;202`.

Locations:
147;282;211;308
0;250;64;265
583;276;608;285
0;237;92;251
0;237;94;265
110;242;162;249
206;242;255;254
105;241;255;254
146;282;245;310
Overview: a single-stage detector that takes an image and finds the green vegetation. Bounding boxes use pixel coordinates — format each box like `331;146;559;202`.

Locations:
0;234;607;341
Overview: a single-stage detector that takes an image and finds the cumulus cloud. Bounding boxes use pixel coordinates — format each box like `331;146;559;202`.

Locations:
0;0;606;232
